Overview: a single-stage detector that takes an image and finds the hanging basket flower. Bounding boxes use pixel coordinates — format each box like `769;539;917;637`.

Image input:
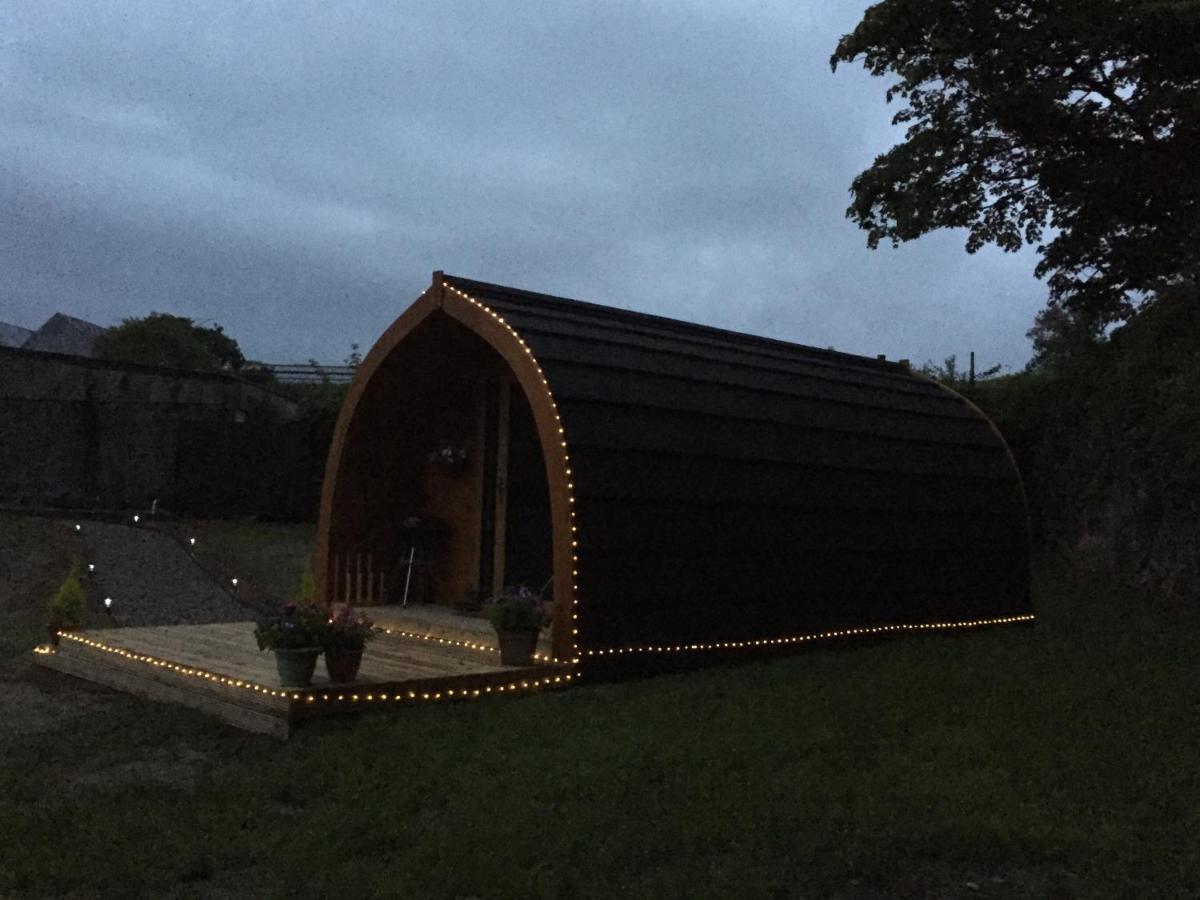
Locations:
427;446;469;470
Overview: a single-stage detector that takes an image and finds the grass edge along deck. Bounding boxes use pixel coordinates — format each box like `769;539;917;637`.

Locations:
33;624;572;740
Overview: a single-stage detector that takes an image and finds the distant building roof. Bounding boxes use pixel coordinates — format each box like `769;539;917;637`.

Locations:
21;313;109;357
0;321;33;349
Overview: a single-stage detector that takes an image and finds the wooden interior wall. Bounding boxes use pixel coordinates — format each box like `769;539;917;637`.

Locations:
326;314;521;608
504;387;554;598
325;326;429;602
423;371;484;608
493;379;512;598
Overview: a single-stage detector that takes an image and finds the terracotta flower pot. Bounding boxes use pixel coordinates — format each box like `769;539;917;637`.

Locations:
274;647;321;687
496;629;539;666
325;646;364;684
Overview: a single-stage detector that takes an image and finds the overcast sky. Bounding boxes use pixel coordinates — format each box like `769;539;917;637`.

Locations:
2;1;1049;370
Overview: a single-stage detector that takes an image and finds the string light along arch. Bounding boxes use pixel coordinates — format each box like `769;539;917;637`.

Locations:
315;272;583;669
442;282;582;665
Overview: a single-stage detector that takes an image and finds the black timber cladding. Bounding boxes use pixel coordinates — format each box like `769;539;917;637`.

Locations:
444;275;1032;652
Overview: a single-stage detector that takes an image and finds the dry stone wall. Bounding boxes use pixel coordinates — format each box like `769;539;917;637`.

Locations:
0;347;297;510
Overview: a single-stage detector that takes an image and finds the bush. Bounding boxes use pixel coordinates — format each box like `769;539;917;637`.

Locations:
253;603;328;651
485;586;545;632
48;565;86;627
965;282;1200;607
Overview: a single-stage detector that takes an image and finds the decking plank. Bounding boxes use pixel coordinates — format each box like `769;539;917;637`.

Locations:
357;639;500;674
84;626;280;683
370;605;555;657
81;624;511;684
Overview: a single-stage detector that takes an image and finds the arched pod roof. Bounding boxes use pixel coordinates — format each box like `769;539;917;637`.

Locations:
320;272;1033;675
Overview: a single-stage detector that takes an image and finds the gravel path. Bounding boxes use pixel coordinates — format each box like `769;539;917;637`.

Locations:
82;521;256;627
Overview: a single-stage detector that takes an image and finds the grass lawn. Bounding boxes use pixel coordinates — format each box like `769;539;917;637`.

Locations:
1;514;1197;898
154;517;316;608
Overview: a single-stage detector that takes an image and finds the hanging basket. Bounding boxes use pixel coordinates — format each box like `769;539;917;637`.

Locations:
427;448;469;472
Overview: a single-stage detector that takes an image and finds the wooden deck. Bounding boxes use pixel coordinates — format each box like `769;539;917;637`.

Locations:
33;622;572;739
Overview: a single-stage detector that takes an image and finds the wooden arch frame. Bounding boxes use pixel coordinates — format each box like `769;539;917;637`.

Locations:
314;272;577;662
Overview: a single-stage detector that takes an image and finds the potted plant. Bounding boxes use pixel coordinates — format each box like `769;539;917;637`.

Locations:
486;585;546;666
322;603;375;684
254;602;328;687
47;564;86;646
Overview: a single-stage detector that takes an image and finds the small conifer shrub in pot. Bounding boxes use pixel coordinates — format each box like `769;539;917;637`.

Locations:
254;603;328;687
486;586;546;666
47;564;86;646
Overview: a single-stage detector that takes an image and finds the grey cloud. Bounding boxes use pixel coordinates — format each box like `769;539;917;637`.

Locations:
2;1;1046;369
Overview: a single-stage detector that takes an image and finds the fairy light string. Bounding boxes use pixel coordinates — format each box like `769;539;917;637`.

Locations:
444;281;582;667
42;613;1033;704
583;613;1036;657
441;282;1034;669
51;631;572;705
65;521;571;670
374;625;562;664
57;517;574;703
48;516;1033;717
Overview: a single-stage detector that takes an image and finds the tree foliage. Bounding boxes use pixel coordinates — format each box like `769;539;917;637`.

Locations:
1024;301;1107;371
969;277;1200;602
831;0;1200;330
94;313;247;373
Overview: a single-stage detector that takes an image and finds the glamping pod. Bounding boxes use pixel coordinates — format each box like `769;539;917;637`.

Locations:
317;272;1033;677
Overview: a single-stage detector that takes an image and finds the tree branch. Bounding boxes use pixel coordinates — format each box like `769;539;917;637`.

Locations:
1077;69;1157;144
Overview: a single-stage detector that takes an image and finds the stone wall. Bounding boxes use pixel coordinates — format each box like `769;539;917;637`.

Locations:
0;347;298;510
